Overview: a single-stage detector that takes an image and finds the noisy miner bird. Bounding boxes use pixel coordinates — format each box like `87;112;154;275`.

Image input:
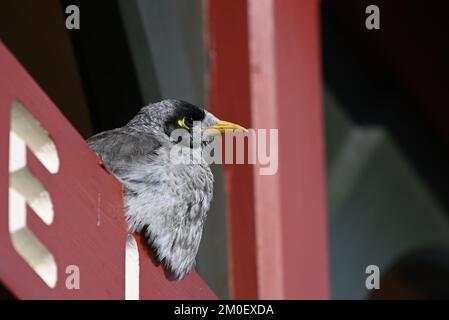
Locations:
87;99;247;279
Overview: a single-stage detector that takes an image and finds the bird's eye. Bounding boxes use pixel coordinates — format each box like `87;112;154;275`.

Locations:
178;116;194;129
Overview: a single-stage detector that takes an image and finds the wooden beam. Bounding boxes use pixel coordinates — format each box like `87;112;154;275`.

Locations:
0;41;216;299
207;0;329;299
206;0;258;299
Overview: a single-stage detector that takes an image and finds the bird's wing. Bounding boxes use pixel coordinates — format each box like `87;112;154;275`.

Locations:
86;129;161;170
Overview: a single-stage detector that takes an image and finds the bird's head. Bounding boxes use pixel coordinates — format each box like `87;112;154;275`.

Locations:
130;99;247;148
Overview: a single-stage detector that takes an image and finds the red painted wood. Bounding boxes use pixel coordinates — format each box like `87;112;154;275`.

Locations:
206;0;259;299
135;234;216;300
270;0;329;299
0;41;216;299
207;0;329;299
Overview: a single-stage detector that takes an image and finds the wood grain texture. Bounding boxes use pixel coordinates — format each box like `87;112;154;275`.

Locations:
0;41;216;299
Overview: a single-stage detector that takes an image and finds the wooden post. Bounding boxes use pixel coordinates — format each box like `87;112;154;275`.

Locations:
207;0;329;299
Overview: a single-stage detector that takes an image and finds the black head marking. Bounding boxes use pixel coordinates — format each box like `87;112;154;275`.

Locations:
163;100;206;137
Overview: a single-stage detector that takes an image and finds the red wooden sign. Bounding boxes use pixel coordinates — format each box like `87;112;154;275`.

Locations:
0;41;216;299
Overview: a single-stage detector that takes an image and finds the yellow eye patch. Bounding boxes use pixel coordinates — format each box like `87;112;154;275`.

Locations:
178;117;190;129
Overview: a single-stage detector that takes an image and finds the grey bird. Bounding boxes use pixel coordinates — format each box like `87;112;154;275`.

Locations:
87;99;246;280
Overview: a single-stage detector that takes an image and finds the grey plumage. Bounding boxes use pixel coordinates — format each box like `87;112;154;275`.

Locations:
87;99;218;280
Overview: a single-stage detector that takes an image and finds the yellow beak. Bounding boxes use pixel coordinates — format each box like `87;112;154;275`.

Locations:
204;120;248;134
